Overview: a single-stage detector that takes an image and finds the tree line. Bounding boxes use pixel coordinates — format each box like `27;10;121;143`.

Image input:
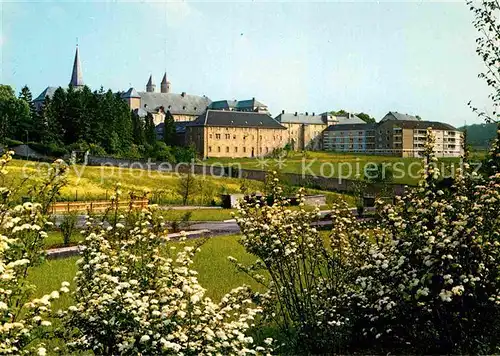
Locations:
0;84;193;162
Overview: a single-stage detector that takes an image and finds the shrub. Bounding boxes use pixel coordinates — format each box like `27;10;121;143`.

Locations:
233;128;500;354
348;129;500;354
0;151;69;354
63;190;274;355
233;176;359;354
59;211;78;246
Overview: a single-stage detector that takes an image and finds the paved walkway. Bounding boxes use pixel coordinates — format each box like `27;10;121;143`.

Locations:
46;207;375;259
46;229;210;259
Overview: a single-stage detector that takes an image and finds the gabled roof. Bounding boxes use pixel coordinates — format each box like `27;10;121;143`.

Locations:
275;113;325;125
34;86;58;102
381;111;419;122
187;110;286;129
155;121;188;134
121;87;141;99
137;92;211;116
326;123;376;131
382;120;457;131
334;114;366;125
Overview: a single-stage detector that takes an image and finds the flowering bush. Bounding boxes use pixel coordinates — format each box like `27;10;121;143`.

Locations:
0;151;69;355
64;188;273;355
347;128;500;353
233;177;363;353
234;128;500;354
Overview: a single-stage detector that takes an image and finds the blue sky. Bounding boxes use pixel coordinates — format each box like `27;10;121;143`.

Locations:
0;0;493;126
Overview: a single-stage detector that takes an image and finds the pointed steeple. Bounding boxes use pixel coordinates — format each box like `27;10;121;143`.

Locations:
160;72;171;93
146;75;155;92
69;45;84;88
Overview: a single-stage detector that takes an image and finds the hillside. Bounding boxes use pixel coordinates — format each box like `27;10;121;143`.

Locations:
459;122;498;148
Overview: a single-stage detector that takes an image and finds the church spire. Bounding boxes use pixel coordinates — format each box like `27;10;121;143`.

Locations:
146;74;155;92
69;45;84;88
160;72;171;93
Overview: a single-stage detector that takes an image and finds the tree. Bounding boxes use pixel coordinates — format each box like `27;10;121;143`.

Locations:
163;110;176;145
467;0;500;175
131;111;145;146
356;112;376;123
467;0;499;124
330;109;376;123
177;169;198;205
144;113;156;146
0;85;30;143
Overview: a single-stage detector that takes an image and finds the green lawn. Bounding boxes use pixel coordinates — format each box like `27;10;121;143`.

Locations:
162;208;236;221
204;151;485;186
45;231;84;249
33;234;261;304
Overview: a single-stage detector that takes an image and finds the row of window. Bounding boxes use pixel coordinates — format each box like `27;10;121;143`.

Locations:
209;133;283;141
208;146;272;154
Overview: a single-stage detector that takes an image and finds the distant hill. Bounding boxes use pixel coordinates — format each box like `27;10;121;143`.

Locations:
459;122;498;149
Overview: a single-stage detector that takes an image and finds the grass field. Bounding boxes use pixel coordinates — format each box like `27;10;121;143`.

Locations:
204;151;486;185
32;234;262;309
6;159;354;207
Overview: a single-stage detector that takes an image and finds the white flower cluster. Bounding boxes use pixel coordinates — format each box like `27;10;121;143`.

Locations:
65;202;273;355
0;151;69;355
347;130;500;353
234;129;500;354
234;176;356;352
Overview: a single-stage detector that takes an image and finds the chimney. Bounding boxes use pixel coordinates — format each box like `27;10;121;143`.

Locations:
281;109;285;114
306;112;309;116
181;92;186;97
294;112;297;116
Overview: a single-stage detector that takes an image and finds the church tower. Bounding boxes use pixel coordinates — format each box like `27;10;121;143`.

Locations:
146;75;156;92
160;73;171;93
69;45;84;88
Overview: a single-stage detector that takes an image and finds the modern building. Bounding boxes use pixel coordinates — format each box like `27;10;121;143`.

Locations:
274;111;327;151
185;110;286;158
121;74;211;125
323;123;376;152
323;111;463;157
375;118;462;157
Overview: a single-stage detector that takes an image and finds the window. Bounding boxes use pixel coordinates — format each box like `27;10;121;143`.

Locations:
217;146;221;152
225;134;230;139
209;134;212;139
215;134;221;139
208;146;212;152
226;147;229;153
259;135;262;140
234;147;238;153
233;135;236;139
243;147;246;153
266;147;269;153
259;147;262;153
